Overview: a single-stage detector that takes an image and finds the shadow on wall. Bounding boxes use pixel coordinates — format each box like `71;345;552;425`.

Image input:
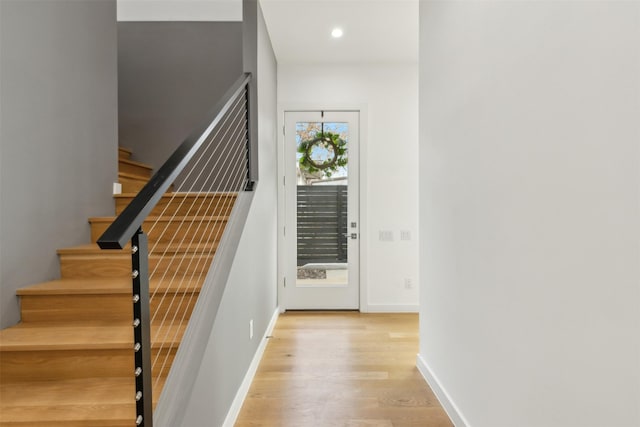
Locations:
118;21;244;173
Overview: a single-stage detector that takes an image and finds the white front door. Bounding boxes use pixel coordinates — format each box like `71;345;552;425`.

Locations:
283;111;360;310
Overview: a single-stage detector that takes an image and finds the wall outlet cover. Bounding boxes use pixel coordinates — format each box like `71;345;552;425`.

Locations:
379;230;394;241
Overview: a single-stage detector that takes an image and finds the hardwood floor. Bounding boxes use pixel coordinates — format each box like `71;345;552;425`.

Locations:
235;312;453;427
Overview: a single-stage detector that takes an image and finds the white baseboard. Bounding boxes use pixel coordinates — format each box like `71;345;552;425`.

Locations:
222;307;280;427
416;354;471;427
363;304;419;313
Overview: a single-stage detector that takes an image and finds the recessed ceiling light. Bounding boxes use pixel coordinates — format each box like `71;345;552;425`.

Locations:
331;28;344;38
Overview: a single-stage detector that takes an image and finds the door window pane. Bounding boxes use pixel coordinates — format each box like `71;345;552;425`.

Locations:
295;122;349;287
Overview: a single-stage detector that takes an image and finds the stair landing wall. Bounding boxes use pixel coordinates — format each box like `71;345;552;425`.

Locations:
118;21;243;173
0;0;118;328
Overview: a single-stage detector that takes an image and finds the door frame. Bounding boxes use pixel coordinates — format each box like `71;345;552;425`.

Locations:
277;104;369;312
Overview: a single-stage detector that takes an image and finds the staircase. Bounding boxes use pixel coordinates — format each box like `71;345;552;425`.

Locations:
0;147;233;426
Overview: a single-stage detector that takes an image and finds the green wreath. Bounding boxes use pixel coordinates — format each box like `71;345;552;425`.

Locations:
297;131;348;178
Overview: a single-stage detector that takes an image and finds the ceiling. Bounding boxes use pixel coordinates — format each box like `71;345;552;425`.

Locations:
117;0;243;22
260;0;419;64
117;0;418;65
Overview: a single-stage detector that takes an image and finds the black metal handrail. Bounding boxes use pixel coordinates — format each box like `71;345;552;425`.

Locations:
97;72;253;250
96;72;252;427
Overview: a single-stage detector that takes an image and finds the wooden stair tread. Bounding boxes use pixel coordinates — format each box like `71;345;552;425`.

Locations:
115;191;237;198
0;406;133;426
117;173;149;192
114;192;238;216
16;277;203;296
57;242;219;255
89;215;227;245
117;171;147;180
0;377;165;403
0;377;168;425
89;215;229;222
118;158;153;180
0;378;134;425
118;146;132;157
0;143;225;425
118;172;149;184
0;377;132;405
117;158;152;171
0;323;185;351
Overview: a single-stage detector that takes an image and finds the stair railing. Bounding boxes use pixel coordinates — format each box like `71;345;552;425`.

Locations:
97;73;253;427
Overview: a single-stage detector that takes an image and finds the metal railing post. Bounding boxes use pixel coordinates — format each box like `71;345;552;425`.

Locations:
132;228;153;426
244;82;255;192
95;74;253;424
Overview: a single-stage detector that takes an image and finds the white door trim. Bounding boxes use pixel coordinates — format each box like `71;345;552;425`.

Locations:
276;104;369;312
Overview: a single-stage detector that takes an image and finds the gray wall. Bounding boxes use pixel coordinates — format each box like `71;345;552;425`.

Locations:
418;2;640;426
0;0;118;328
179;3;278;426
118;21;244;170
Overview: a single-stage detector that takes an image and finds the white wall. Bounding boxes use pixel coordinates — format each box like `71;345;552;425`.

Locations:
418;2;640;427
117;0;241;21
278;64;419;311
178;3;278;426
118;21;243;171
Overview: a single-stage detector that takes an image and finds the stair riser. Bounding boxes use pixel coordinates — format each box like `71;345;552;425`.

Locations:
116;196;235;217
0;399;138;426
0;414;134;427
118;177;174;194
118;147;132;160
59;254;214;279
118;160;151;178
20;293;198;323
0;348;176;382
0;146;188;427
90;220;226;245
118;176;147;193
0;423;126;427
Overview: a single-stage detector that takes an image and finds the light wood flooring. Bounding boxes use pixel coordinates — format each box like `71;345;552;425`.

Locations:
235;312;453;427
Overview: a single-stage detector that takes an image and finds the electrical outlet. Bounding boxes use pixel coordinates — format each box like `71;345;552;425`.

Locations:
249;319;254;340
379;230;394;241
404;278;413;289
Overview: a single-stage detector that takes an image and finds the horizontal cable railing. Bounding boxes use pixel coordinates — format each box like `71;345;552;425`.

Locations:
97;73;253;427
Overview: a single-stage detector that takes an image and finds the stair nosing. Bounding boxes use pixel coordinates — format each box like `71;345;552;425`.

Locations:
89;215;229;223
0;324;184;352
117;171;148;180
56;243;219;255
0;377;164;415
0;146;197;423
16;277;203;296
114;191;238;198
117;158;153;170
